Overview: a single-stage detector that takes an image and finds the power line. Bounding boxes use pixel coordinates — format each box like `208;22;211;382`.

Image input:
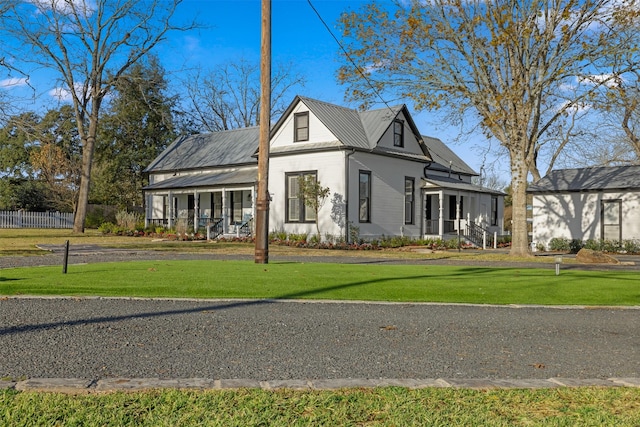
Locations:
306;0;394;111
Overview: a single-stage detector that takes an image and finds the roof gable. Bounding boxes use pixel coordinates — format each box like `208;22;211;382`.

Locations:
270;96;432;161
528;165;640;193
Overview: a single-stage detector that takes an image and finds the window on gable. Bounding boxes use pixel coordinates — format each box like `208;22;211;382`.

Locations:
393;119;404;147
286;171;317;222
359;171;371;223
294;111;309;142
404;177;414;224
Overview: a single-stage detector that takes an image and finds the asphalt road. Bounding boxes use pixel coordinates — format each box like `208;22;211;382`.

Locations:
1;246;639;383
1;297;638;381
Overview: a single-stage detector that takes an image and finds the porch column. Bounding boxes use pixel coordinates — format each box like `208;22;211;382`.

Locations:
144;193;151;228
168;191;174;230
456;193;461;232
438;191;444;238
221;187;228;234
193;190;199;233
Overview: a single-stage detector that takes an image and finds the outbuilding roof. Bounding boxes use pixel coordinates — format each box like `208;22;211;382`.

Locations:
528;165;640;193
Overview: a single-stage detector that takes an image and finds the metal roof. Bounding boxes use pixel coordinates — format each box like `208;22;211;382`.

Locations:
422;176;506;195
143;168;257;191
298;97;371;149
144;127;259;173
144;96;474;177
528;165;640;193
422;135;477;176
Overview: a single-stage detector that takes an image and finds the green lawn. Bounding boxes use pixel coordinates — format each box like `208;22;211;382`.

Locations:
2;387;640;426
1;260;638;306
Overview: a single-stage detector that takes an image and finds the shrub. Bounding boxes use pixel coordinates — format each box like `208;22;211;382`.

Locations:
569;239;583;253
288;233;308;243
270;230;288;242
98;222;115;234
115;210;141;231
548;237;571;252
623;239;640;254
174;218;188;236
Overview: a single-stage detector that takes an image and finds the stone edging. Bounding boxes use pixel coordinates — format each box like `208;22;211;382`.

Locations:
2;377;639;394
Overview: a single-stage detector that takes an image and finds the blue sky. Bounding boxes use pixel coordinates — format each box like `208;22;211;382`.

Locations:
0;0;506;183
158;0;501;179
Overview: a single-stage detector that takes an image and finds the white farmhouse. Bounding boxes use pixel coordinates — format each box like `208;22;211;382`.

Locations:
143;96;504;244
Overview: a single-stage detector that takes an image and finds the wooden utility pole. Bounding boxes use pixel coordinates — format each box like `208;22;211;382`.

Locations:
255;0;271;263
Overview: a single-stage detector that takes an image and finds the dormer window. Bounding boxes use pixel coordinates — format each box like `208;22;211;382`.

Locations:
393;119;404;147
294;111;309;142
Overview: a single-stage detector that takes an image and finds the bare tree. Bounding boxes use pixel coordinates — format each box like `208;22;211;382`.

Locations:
183;59;305;132
3;0;196;232
337;0;640;256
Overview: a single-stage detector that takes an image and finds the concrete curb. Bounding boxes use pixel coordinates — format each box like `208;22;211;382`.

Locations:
2;377;639;394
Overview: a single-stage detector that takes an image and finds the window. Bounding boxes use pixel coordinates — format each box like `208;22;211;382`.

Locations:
163;196;168;219
211;192;223;219
286;171;317;222
231;191;243;223
404;177;414;224
601;199;622;241
393;119;404;147
491;196;498;226
294;111;309;142
359;171;371;222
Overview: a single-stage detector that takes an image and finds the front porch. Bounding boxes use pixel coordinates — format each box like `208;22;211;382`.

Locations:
145;187;255;239
422;186;503;248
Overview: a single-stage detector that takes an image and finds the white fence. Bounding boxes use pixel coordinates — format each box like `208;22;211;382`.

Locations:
0;211;74;229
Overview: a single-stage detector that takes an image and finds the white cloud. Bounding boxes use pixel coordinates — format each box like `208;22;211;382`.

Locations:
28;0;96;16
0;77;28;89
49;86;71;101
578;74;622;88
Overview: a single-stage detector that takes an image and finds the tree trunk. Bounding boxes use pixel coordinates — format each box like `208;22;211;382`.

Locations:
509;150;531;256
73;128;97;233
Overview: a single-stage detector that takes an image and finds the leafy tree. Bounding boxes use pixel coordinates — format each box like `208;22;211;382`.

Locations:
183;59;305;132
0;112;39;179
3;0;196;232
337;0;640;256
299;175;330;240
30;105;82;212
94;56;177;208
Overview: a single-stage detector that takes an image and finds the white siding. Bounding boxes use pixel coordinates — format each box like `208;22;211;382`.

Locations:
349;151;424;239
269;151;346;238
532;190;640;249
270;102;338;148
376;111;425;157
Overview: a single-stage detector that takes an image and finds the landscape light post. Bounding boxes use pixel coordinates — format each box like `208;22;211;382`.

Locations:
255;0;271;264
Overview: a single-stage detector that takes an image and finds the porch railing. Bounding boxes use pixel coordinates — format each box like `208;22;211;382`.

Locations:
238;217;253;237
207;218;225;240
465;221;494;248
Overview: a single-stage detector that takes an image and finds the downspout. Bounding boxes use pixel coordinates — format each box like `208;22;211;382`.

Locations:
345;148;356;243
